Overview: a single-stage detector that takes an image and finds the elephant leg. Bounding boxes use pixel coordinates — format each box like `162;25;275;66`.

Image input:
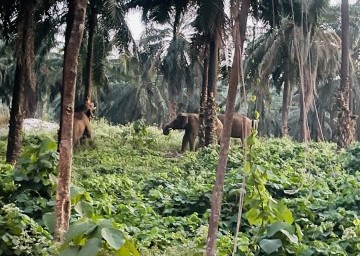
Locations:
189;135;196;151
181;134;189;152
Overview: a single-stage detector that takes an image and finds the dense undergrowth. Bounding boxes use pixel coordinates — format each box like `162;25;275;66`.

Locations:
1;119;360;255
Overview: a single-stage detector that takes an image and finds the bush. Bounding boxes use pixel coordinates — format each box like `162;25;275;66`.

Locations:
0;204;56;255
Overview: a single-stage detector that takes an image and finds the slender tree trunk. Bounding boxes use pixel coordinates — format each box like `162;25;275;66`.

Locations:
199;45;209;148
84;1;97;102
282;73;290;136
298;65;310;142
299;85;307;142
24;1;37;119
6;0;36;164
205;37;219;146
54;0;87;242
337;0;356;149
205;0;250;255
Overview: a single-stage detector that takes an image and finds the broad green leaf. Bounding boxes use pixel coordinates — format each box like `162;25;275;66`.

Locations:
39;138;57;153
259;239;282;254
244;161;251;173
79;238;102;256
60;246;80;256
42;212;55;234
246;208;261;225
267;222;294;237
280;229;298;244
101;227;126;250
276;200;294;224
89;219;114;240
75;201;94;217
116;240;140;256
64;221;97;243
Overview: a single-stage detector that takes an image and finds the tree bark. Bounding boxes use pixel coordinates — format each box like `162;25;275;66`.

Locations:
205;37;219;146
24;1;37;118
299;65;311;142
6;0;36;164
205;0;250;255
54;0;87;242
84;0;97;103
337;0;356;149
199;45;209;148
282;72;290;136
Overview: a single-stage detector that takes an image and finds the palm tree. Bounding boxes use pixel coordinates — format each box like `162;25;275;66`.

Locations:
193;0;225;146
1;0;37;164
245;1;339;142
55;0;87;242
336;0;356;148
82;0;135;104
100;51;167;125
128;1;197;122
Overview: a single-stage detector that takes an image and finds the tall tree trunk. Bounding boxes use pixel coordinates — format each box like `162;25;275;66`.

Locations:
337;0;356;149
298;65;311;142
282;72;290;136
84;1;97;103
205;0;250;255
299;83;308;142
24;0;37;119
199;45;209;148
54;0;87;242
6;0;36;164
204;37;219;146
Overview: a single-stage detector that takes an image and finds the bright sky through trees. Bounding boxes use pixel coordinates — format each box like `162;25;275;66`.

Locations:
125;0;356;41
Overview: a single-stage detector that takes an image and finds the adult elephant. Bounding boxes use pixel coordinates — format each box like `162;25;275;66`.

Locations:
163;113;223;152
73;100;96;147
218;113;256;143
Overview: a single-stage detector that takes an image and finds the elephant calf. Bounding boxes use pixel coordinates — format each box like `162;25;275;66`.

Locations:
218;113;256;144
163;113;223;152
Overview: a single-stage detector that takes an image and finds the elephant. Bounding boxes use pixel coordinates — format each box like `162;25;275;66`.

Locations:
163;113;223;152
218;113;256;143
73;100;96;147
74;98;96;120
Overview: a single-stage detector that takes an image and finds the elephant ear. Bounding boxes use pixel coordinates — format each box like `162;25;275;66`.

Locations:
178;113;189;128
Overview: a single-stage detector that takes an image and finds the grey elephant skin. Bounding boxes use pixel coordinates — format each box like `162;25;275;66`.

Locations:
163;113;223;152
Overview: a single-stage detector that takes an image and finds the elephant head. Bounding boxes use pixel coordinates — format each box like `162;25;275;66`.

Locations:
163;113;190;135
75;98;96;120
163;113;200;151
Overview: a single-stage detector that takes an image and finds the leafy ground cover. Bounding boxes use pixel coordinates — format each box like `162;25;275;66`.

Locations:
1;119;360;255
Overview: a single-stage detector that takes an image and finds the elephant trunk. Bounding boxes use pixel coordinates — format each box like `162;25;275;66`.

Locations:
163;125;171;135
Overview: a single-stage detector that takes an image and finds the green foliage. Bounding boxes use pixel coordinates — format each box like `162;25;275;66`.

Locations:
1;121;360;255
0;137;58;222
59;217;139;256
343;142;360;174
0;203;56;255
